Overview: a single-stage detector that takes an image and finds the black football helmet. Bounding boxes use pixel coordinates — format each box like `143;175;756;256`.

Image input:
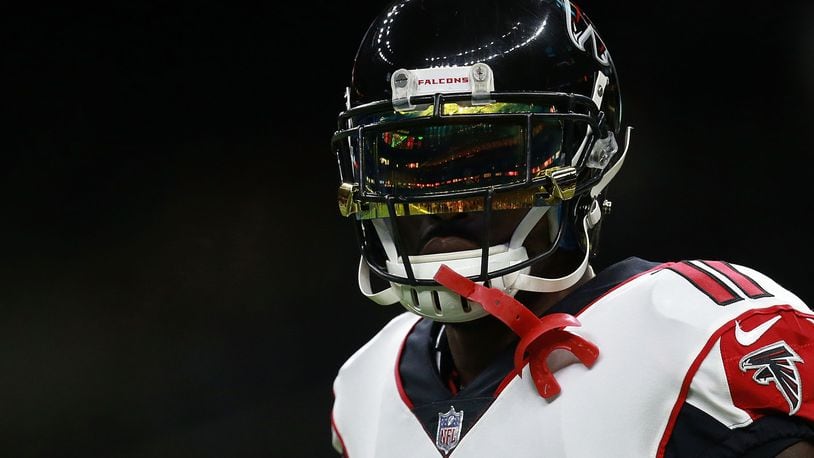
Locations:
332;0;632;322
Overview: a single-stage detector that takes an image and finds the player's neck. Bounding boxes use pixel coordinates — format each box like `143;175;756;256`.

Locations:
444;264;595;388
443;315;517;389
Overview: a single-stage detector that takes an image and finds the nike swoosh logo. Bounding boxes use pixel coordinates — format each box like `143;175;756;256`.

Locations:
735;315;782;346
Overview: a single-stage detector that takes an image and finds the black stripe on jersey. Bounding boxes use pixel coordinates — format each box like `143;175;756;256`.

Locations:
664;402;814;457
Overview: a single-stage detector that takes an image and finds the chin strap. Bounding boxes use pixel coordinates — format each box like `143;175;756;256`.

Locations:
358;257;401;305
506;125;632;293
434;264;599;399
508;214;593;293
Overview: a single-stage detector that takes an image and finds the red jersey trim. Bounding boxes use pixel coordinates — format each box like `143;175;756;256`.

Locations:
494;367;522;396
331;406;350;458
574;262;670;317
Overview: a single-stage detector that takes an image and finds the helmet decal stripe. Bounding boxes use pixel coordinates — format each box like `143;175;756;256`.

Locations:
562;1;611;66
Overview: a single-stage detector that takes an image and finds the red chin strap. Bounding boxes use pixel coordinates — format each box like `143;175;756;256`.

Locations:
433;264;600;399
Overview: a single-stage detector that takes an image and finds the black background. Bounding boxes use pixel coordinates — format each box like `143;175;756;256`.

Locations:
5;1;813;457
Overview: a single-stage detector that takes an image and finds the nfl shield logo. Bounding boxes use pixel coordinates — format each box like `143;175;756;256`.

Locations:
436;406;464;454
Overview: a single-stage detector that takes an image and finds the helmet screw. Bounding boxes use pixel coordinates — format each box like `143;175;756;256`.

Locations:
393;71;409;88
597;85;604;97
472;63;489;82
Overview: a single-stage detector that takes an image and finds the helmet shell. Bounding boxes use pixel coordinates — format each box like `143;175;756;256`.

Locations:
349;0;621;134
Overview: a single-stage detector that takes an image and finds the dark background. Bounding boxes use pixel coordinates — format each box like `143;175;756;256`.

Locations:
4;1;813;457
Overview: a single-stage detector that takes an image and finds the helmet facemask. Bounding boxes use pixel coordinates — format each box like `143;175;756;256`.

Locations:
333;82;629;322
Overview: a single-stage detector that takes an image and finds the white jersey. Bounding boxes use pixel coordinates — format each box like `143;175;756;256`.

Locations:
331;258;814;457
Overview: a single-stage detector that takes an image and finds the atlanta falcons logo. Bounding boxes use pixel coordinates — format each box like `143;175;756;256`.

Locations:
739;340;804;415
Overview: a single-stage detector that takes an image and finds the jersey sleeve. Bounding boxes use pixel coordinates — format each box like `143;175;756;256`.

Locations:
720;305;814;420
667;304;814;456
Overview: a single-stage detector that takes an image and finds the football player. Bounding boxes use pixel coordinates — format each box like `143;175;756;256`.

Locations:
329;0;814;456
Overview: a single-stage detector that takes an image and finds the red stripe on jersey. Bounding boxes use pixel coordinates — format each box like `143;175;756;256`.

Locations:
665;261;741;305
701;260;772;299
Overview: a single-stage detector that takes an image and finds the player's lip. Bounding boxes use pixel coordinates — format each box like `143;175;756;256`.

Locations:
420;236;481;255
414;215;485;254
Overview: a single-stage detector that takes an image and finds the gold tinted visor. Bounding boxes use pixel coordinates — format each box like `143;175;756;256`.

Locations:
339;166;577;219
335;102;577;219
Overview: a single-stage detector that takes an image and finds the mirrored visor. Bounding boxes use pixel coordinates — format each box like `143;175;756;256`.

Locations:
360;118;563;196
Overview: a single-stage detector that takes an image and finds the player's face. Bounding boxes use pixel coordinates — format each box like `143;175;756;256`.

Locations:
395;208;551;257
